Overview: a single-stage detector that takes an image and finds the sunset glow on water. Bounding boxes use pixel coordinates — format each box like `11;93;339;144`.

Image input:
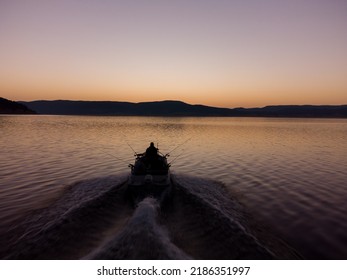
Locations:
1;115;347;259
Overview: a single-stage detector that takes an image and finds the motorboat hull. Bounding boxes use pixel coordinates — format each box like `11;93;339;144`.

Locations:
127;173;172;206
127;146;172;206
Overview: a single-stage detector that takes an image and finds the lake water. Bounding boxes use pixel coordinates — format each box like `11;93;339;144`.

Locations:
1;115;347;259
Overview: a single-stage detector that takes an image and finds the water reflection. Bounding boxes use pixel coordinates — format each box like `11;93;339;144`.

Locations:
1;116;347;258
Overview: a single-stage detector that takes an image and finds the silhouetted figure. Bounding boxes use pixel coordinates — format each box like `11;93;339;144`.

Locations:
146;142;158;158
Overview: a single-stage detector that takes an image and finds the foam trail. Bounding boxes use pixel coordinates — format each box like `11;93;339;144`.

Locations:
1;173;300;260
166;174;276;259
88;197;191;260
2;175;131;259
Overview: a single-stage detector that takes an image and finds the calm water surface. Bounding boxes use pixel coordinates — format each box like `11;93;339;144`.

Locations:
1;115;347;258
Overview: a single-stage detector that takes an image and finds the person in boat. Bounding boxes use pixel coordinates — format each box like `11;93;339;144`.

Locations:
145;142;158;158
144;142;168;174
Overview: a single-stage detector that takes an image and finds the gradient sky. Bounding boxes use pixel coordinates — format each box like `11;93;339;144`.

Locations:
0;0;346;108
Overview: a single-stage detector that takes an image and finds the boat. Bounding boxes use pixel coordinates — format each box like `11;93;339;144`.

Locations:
127;143;171;205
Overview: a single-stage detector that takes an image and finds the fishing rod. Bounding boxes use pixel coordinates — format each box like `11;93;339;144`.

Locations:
72;138;132;165
166;137;192;156
125;141;137;156
93;146;131;165
120;132;138;156
168;150;185;166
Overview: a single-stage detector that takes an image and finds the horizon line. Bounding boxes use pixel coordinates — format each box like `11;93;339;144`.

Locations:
16;98;347;110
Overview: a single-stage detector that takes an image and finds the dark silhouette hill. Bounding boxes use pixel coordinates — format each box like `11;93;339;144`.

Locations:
19;100;347;118
19;100;233;116
0;97;36;114
233;105;347;118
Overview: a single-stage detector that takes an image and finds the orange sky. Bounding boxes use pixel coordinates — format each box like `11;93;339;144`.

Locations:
1;0;346;108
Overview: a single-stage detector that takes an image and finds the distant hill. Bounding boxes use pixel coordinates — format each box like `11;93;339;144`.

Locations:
19;100;347;118
233;105;347;118
0;97;36;114
19;100;234;116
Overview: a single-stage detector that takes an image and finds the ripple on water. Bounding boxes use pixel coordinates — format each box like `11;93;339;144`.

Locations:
1;116;347;259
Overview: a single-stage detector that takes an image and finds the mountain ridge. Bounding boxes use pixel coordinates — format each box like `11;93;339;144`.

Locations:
0;97;36;114
17;99;347;118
